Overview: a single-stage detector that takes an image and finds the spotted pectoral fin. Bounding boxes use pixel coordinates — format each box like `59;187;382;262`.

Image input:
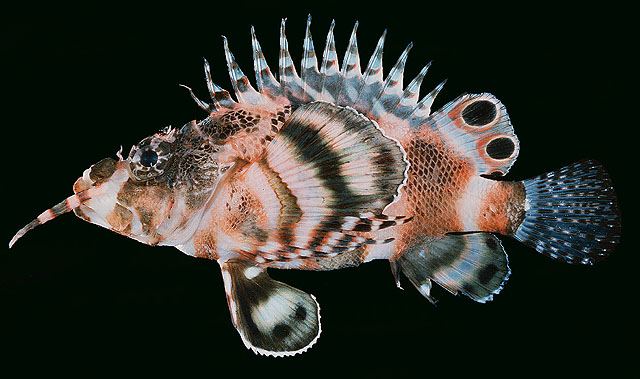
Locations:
396;233;510;303
220;260;321;356
246;100;409;261
427;93;519;177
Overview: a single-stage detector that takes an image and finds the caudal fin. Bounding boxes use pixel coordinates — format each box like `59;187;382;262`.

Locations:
514;160;621;265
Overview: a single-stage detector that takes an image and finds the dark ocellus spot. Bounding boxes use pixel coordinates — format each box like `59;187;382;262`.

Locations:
478;263;499;285
294;305;307;321
485;236;498;249
461;100;497;126
486;137;515;159
272;323;292;339
89;158;117;183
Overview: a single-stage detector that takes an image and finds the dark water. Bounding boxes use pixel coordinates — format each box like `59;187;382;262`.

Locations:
1;2;633;375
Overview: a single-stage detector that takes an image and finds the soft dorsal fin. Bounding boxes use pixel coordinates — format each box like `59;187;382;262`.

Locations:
425;93;520;176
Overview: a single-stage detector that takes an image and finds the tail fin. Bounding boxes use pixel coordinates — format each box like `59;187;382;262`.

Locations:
514;160;621;265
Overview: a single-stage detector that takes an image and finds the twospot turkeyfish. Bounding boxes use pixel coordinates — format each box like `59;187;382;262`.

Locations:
9;17;621;357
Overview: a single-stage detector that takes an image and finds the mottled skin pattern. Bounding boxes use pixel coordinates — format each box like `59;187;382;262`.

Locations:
184;102;525;269
383;127;525;261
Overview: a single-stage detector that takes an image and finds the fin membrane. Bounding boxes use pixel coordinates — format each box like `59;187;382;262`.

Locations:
426;93;519;176
514;160;621;265
253;101;408;259
220;260;320;356
397;233;510;303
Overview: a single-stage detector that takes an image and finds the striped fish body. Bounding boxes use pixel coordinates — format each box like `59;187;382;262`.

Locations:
10;17;621;357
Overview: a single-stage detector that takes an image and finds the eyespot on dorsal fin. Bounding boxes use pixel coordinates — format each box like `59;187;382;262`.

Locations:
425;93;520;177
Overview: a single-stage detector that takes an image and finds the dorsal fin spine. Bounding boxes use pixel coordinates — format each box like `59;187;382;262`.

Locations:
320;20;339;75
250;26;280;95
279;18;300;86
179;84;211;112
337;21;361;104
320;20;340;101
399;61;432;108
301;15;319;102
363;30;387;85
372;42;413;114
353;30;387;108
203;58;223;110
222;36;262;104
410;79;447;123
341;22;360;77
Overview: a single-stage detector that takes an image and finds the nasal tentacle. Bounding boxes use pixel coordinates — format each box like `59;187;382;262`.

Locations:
9;186;104;248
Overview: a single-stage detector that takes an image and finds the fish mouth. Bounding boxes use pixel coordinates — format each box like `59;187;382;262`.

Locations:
9;157;130;248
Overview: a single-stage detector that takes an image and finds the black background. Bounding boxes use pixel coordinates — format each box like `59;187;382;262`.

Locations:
1;2;634;375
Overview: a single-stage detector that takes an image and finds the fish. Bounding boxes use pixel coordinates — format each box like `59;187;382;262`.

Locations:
9;16;621;357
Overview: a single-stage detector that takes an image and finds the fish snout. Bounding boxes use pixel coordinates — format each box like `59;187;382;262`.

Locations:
9;157;131;248
73;159;133;232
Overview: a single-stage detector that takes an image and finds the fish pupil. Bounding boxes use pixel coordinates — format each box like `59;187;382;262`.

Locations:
140;149;158;167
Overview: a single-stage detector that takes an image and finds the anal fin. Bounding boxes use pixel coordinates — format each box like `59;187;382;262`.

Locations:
220;260;321;356
396;233;510;303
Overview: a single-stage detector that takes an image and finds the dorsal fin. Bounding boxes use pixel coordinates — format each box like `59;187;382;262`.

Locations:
184;18;498;148
425;93;520;176
353;30;387;110
371;42;413;116
408;80;447;125
319;20;341;102
362;30;387;86
394;62;431;117
336;21;361;105
250;26;280;96
301;15;321;102
279;19;303;100
222;36;264;104
203;58;236;108
179;84;212;113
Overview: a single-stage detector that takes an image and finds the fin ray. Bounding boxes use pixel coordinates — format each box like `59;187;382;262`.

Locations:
422;92;519;176
514;160;621;264
397;233;510;303
221;260;321;356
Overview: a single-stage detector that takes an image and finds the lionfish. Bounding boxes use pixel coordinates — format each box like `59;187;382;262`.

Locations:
10;17;621;356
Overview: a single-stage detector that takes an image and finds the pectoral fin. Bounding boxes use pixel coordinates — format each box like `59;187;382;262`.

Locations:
220;260;321;357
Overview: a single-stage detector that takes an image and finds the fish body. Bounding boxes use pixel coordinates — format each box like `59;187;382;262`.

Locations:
10;17;621;356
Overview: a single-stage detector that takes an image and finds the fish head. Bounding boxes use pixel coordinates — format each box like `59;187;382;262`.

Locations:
10;121;230;248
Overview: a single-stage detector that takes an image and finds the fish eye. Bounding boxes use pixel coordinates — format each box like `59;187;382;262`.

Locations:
128;133;173;181
140;149;159;167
